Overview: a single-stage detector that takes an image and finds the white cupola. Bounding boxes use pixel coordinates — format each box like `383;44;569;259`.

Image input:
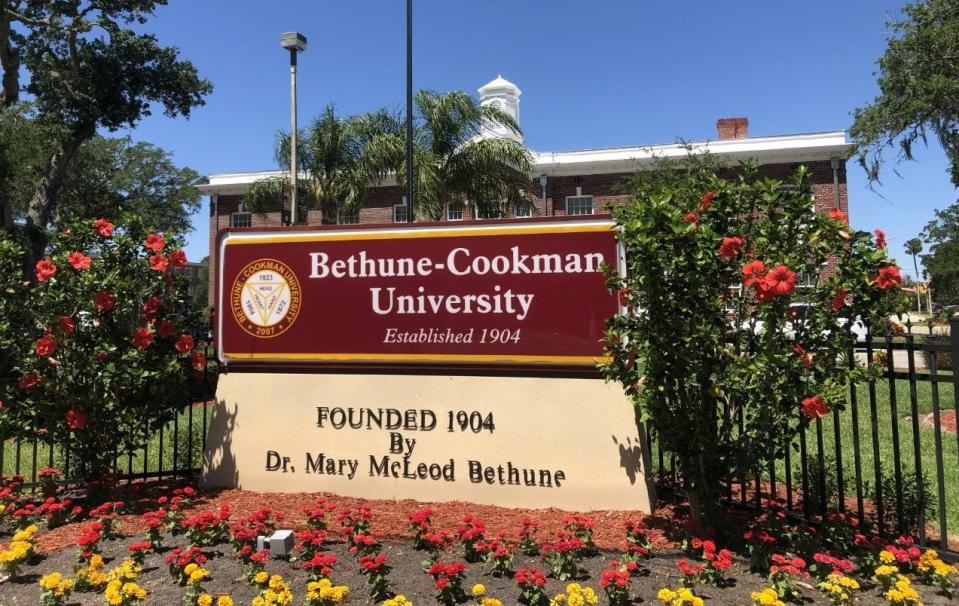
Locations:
477;75;522;143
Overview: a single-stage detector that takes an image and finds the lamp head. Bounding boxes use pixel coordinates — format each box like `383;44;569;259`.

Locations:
280;32;308;52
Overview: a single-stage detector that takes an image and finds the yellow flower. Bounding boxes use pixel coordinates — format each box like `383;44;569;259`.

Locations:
658;588;677;604
184;563;198;575
876;565;900;578
879;550;896;564
90;554;105;569
253;571;269;585
751;588;785;606
481;599;503;606
188;567;210;585
472;583;486;596
550;594;567;606
268;574;286;590
197;594;213;606
217;597;234;606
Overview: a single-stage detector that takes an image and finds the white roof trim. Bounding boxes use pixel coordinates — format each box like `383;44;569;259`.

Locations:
199;130;852;195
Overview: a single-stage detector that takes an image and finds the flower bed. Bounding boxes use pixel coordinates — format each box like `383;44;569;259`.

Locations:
0;479;954;605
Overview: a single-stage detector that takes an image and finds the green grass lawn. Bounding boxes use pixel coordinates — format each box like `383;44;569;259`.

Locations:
649;377;959;541
0;403;211;485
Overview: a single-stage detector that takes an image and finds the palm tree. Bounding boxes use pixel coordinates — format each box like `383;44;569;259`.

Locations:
363;90;534;220
905;237;923;313
244;104;382;224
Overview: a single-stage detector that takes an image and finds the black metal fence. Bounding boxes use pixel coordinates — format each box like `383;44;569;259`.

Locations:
648;316;959;553
2;353;218;489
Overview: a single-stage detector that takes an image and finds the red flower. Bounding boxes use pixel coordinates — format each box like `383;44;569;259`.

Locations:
94;290;116;311
682;212;699;223
65;408;87;430
699;190;717;211
175;334;194;353
143;296;161;315
742;260;767;287
58;316;76;335
157;320;176;338
802;395;828;418
18;373;40;389
874;228;887;249
761;265;797;296
876;266;902;291
827;208;848;225
35;259;57;282
35;335;57;357
144;233;166;252
793;345;812;368
149;254;169;272
169;249;188;269
191;351;207;371
67;252;92;270
718;236;745;260
831;287;848;313
132;327;153;349
94;218;114;237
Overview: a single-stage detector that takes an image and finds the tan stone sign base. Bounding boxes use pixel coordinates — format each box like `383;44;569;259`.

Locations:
201;372;655;513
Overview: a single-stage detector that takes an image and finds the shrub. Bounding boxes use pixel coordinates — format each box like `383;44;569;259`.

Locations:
604;155;900;527
0;216;208;479
868;468;936;535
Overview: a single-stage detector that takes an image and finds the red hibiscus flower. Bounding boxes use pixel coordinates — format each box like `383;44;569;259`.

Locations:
132;327;153;349
169;249;188;269
58;316;76;335
67;252;92;270
149;254;169;272
802;395;828;418
144;233;166;252
761;264;797;296
35;259;57;282
876;266;902;291
143;296;161;315
157;320;176;338
94;290;116;311
793;345;812;368
18;373;40;389
175;334;194;353
191;351;207;371
874;228;887;249
827;208;848;225
718;236;744;260
831;287;848;313
742;260;767;287
94;218;114;237
65;408;87;430
682;212;699;223
35;335;57;357
699;190;717;211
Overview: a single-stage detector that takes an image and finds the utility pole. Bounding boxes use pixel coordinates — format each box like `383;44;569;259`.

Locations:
281;32;307;225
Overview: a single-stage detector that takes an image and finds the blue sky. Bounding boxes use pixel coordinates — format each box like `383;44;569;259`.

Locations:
122;0;956;277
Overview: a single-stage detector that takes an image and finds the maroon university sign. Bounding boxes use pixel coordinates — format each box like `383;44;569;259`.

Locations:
216;217;622;368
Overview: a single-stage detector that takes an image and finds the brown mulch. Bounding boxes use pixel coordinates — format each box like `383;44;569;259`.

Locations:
35;485;690;555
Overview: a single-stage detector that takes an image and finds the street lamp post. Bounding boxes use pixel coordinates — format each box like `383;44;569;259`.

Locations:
281;32;307;225
406;0;414;222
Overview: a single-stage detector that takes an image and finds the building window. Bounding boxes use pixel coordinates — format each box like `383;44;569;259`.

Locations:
514;200;533;218
565;195;593;215
475;205;502;219
230;212;252;228
393;203;408;222
337;209;359;225
447;201;464;221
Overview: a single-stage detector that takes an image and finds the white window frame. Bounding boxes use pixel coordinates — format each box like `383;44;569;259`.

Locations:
447;201;464;221
230;202;252;228
513;200;533;218
565;195;594;216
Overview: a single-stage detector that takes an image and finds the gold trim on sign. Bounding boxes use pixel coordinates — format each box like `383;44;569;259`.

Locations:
222;352;610;365
223;223;612;246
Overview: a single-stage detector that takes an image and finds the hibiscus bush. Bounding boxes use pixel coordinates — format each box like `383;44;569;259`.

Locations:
0;215;210;479
603;155;901;527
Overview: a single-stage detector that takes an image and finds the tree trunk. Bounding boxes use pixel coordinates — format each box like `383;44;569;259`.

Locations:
25;127;89;263
0;8;19;107
685;453;723;534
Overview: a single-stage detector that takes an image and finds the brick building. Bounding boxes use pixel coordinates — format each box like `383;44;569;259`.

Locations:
198;76;852;308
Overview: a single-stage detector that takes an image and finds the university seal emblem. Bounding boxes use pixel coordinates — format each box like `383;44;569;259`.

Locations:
230;259;301;338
